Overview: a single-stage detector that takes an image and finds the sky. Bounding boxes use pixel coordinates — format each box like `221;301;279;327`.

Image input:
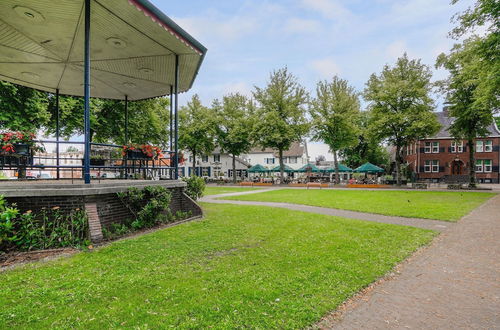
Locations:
151;0;473;160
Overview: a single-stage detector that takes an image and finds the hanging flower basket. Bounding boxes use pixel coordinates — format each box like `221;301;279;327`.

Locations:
122;144;163;159
0;131;44;156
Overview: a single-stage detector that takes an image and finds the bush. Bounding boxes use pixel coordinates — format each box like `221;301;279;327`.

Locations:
0;195;89;252
182;176;206;200
117;186;173;230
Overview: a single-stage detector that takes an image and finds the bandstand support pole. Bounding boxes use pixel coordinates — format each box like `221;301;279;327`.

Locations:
55;89;60;180
174;55;179;180
169;85;173;178
124;95;129;144
83;0;91;184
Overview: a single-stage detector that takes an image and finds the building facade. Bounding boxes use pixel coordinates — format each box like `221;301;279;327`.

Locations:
404;111;500;183
179;141;310;179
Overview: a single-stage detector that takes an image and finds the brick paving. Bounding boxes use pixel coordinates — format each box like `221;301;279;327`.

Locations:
202;189;500;329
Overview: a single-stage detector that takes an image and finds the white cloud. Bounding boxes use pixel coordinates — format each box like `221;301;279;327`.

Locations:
284;18;321;34
385;40;408;59
300;0;353;20
309;58;342;79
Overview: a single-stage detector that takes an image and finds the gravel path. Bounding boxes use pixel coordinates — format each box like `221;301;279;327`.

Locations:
202;190;499;328
200;190;453;231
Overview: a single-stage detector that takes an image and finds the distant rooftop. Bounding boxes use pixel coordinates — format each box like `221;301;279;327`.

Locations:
432;111;500;138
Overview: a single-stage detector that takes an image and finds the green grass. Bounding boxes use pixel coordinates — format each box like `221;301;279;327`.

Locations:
221;189;495;221
204;186;262;196
0;204;435;329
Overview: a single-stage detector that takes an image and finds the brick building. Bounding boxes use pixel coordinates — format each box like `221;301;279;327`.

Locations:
404;111;500;183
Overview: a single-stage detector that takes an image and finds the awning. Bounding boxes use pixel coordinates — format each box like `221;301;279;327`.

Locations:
248;164;269;173
354;162;384;173
0;0;207;100
297;163;321;173
324;164;353;173
270;165;295;173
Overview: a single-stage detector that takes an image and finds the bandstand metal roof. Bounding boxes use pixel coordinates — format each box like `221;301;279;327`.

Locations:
0;0;207;100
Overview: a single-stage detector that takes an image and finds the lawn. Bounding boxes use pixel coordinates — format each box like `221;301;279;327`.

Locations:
0;204;435;329
221;189;495;221
204;186;262;196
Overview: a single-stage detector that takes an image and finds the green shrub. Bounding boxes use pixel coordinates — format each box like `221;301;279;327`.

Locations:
182;176;206;200
117;186;173;230
0;195;90;252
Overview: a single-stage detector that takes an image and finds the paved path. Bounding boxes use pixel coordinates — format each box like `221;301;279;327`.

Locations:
203;190;500;329
200;190;453;231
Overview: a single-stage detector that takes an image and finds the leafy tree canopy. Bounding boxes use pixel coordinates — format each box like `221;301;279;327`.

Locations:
364;53;440;185
252;67;309;179
213;93;255;182
178;95;217;175
309;76;360;183
0;82;49;132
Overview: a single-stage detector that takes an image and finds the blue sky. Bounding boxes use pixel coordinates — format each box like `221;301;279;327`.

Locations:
151;0;473;159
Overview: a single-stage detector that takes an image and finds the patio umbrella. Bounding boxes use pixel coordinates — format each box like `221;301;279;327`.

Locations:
324;164;353;173
354;162;384;173
270;165;295;173
297;163;321;173
248;164;269;173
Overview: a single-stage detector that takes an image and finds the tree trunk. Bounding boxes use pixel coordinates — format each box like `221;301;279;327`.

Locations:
232;154;237;184
333;149;340;184
395;145;401;186
192;151;196;177
468;138;476;188
279;149;284;183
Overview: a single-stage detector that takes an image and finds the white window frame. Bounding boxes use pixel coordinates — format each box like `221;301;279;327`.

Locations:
213;154;220;162
476;160;483;172
484;140;493;152
289;157;298;164
424;160;432;172
484;159;492;172
202;155;208;163
432;142;439;153
424;142;431;153
451;141;463;153
476;141;484;153
265;158;275;165
283;157;288;164
431;160;439;173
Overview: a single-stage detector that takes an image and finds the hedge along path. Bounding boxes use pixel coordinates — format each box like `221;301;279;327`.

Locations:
200;189;454;232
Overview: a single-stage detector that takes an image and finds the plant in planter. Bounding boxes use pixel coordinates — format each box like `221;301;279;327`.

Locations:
122;144;163;159
0;131;44;156
82;154;106;166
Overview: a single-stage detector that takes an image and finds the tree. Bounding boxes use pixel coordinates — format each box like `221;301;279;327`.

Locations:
315;155;326;165
0;82;49;132
46;96;170;147
310;76;360;184
450;0;499;114
178;95;216;176
340;111;390;169
253;67;309;181
436;39;494;187
364;54;440;186
213;93;254;183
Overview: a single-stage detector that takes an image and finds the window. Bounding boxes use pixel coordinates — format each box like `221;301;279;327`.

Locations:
202;155;208;162
283;157;288;164
484;160;492;172
477;160;492;172
265;158;275;164
476;141;484;152
432;142;439;153
289;157;298;164
424;142;431;153
476;159;483;172
213;154;220;162
424;160;431;172
485;140;493;152
451;141;463;153
189;156;193;162
431;160;439;172
425;160;439;172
